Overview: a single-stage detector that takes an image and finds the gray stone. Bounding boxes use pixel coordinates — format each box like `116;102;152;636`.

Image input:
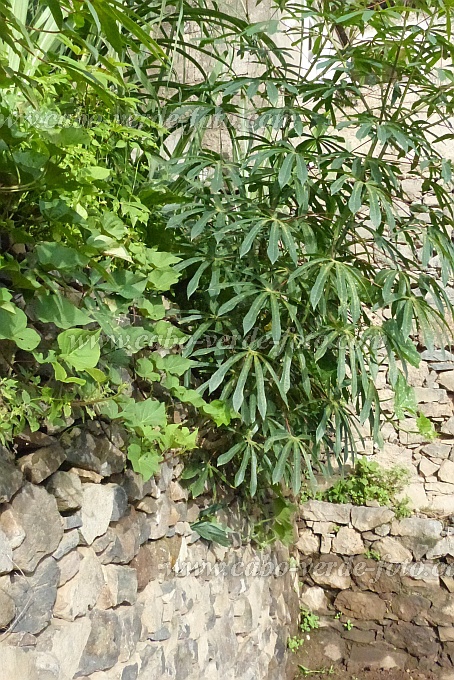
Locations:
296;529;320;555
439;460;454;484
54;547;104;621
375;523;391;537
11;483;63;573
391;517;443;539
347;643;408;671
9;556;59;634
422;442;452;459
61;428;125;477
140;495;180;539
430;495;454;515
0;504;25;549
311;554;352;590
415;387;449;403
77;609;121;675
402;482;428;511
109;484;129;521
0;576;16;629
299;586;328;613
131;536;182;590
421;350;454;362
0;527;13;573
149;626;171;641
335;590;387;621
300;500;352;524
432;362;454;371
384;621;440;659
442;418;454;436
95;509;149;565
63;513;83;530
53;529;79;560
426;536;454;559
46;471;83;512
351;506;395;532
57;550;81;586
80;484;116;545
426;481;454;494
117;606;142;664
438;371;454;392
98;565;138;608
0;647;44;680
420;458;439;477
332;526;365;555
374;537;413;563
391;593;430;622
35;618;92;680
109;469;156;502
0;456;23;503
17;444;66;484
420;402;453;418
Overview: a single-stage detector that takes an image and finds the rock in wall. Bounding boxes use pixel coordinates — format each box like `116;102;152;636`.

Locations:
295;499;454;675
0;424;299;680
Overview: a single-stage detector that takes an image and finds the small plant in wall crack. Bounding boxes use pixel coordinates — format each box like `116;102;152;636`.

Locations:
343;620;354;631
364;548;381;561
288;636;305;653
300;609;320;634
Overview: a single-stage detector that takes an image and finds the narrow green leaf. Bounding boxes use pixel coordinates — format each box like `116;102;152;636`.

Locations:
232;354;253;412
243;292;267;334
254;356;267;419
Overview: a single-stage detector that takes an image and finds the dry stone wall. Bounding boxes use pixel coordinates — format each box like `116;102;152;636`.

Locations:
295;499;454;675
0;425;298;680
354;346;454;517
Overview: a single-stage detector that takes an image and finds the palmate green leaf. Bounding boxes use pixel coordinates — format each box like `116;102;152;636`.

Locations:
34;294;92;329
120;398;167;429
36;243;90;270
201;400;237;426
127;443;162;482
57;329;101;371
150;353;194;376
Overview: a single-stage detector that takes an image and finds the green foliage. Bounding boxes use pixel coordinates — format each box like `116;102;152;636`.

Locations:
143;0;454;499
1;0;454;510
364;548;381;562
288;608;320;654
343;620;354;631
288;636;304;653
300;609;320;633
320;458;410;511
0;1;233;479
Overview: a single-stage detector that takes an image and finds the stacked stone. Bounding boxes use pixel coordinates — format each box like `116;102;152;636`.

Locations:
353;349;454;516
296;499;454;675
0;424;297;680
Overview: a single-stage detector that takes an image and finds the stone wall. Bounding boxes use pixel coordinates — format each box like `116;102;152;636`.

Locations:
295;499;454;675
0;425;298;680
354;347;454;517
